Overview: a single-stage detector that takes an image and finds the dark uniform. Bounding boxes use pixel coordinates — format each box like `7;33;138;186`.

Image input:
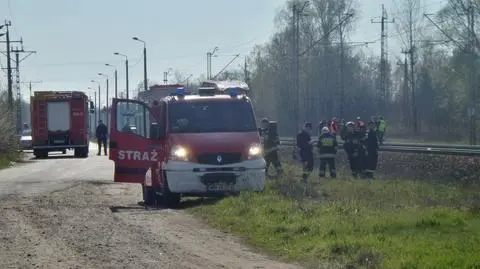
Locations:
317;128;337;178
260;121;282;175
296;122;314;180
96;120;108;155
343;123;364;177
363;122;379;178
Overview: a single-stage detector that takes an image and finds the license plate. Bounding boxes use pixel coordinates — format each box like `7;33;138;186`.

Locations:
207;183;234;192
54;139;64;143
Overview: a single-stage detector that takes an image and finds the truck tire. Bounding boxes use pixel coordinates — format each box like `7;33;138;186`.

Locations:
162;176;181;208
81;146;89;158
74;146;89;158
143;185;156;207
34;150;47;159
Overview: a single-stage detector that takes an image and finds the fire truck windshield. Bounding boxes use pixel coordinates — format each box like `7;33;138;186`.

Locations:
168;100;257;133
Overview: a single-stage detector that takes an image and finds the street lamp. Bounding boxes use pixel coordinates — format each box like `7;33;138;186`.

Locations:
105;64;118;98
132;37;148;92
98;73;110;130
91;80;101;123
114;52;129;99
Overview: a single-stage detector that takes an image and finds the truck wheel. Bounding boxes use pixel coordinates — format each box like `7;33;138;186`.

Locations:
143;186;156;207
162;178;181;208
80;146;89;158
34;150;47;159
74;147;88;158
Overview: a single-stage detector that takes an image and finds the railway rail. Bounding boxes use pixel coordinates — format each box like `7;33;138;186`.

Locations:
278;137;480;157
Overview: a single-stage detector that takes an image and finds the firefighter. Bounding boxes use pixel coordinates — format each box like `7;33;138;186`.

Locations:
377;116;386;144
317;126;337;178
318;120;327;135
260;119;283;176
356;116;367;138
329;117;338;136
343;121;363;177
340;119;347;140
296;122;314;181
95;120;108;156
363;121;379;179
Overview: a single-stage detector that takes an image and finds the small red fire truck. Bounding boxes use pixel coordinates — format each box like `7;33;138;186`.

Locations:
109;81;265;207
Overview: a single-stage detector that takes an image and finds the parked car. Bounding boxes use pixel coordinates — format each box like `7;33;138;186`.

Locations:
19;129;32;150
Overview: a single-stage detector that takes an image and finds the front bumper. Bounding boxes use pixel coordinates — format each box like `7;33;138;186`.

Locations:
163;158;266;194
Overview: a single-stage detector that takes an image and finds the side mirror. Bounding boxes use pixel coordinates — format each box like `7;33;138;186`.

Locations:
150;122;166;140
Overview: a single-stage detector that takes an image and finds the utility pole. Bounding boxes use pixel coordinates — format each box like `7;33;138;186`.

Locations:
1;21;13;115
407;7;418;135
372;4;394;116
339;13;344;119
467;0;476;144
243;56;252;97
207;52;211;80
206;47;218;79
24;81;42;96
15;48;20;132
292;2;309;132
399;53;409;126
10;45;36;132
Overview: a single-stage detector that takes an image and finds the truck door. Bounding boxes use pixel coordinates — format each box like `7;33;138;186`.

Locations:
109;98;164;183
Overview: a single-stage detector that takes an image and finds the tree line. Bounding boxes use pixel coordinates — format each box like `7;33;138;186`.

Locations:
211;0;479;141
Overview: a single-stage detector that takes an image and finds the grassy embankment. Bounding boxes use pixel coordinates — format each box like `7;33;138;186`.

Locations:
0;92;21;170
190;165;480;269
0;153;21;169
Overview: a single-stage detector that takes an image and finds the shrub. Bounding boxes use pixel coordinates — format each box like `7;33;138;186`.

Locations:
0;91;17;156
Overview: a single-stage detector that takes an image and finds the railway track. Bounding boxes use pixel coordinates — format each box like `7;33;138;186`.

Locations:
278;137;480;156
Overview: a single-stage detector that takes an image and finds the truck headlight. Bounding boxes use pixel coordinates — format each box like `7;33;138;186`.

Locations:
248;144;262;159
170;145;189;161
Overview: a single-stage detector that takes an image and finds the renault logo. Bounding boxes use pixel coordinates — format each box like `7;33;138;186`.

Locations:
216;155;222;163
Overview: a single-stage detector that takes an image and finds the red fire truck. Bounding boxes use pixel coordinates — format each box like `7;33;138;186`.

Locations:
109;81;265;207
31;91;94;158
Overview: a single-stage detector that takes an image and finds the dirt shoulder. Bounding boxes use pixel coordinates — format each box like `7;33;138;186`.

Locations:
0;181;301;269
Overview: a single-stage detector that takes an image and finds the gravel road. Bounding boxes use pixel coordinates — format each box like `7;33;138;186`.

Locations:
0;147;301;269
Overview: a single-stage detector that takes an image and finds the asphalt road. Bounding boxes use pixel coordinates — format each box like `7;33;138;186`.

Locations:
0;144;301;269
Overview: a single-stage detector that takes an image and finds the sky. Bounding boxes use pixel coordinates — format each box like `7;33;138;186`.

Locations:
0;0;446;105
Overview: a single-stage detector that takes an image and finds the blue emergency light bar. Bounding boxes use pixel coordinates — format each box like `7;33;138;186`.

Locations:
228;87;238;97
175;87;186;95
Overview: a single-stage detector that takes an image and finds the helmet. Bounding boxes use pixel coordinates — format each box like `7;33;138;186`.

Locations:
356;117;361;120
321;127;329;134
346;121;355;127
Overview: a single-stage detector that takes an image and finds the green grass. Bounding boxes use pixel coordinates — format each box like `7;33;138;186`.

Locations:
0;153;21;169
190;166;480;269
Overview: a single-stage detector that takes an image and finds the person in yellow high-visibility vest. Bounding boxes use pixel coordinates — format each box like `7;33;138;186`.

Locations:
377;116;386;144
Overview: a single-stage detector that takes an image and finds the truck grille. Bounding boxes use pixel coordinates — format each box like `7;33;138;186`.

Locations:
196;152;242;165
